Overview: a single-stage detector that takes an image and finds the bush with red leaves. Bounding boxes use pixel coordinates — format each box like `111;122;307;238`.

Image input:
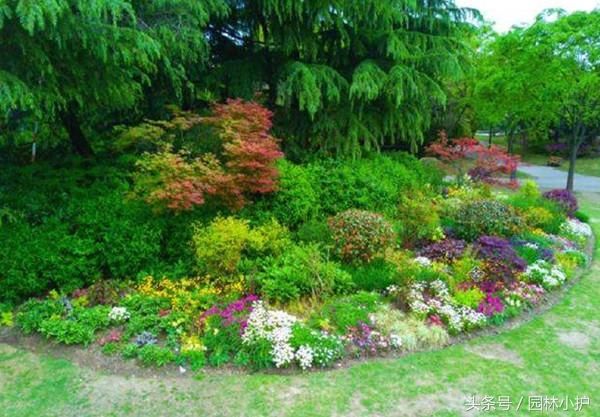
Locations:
134;99;283;211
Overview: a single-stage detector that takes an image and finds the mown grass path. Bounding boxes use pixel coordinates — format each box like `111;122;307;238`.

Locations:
1;194;599;417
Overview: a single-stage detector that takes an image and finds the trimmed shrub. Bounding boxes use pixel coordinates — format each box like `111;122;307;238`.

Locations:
449;200;524;241
328;210;396;263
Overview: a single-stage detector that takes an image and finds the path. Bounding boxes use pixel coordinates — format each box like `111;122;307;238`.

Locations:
519;163;600;192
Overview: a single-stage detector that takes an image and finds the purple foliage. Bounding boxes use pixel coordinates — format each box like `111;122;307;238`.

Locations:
543;189;578;216
475;236;527;285
419;238;467;261
199;295;259;329
478;295;504;317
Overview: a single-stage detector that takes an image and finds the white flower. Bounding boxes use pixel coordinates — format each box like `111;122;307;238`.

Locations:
561;219;592;238
414;257;433;267
295;345;314;370
108;307;130;322
523;260;567;289
390;334;402;349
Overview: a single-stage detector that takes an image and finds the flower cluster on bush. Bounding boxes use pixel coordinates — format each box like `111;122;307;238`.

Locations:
523;261;567;289
328;209;396;263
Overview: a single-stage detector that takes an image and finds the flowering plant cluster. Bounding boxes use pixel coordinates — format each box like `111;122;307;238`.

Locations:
407;280;487;334
543;189;578;216
502;282;545;309
343;321;402;357
108;307;130;323
242;301;343;369
523;260;567;289
419;239;467;262
328;209;396;263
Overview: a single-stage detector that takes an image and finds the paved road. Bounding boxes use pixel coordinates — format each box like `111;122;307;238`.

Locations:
519;163;600;192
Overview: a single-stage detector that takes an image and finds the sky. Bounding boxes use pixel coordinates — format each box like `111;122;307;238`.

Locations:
456;0;599;32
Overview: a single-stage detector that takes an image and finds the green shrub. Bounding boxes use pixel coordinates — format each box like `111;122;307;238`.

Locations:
16;299;63;334
449;200;524;241
295;218;333;246
38;306;110;345
243;159;319;228
575;211;590;223
0;161;168;302
396;189;444;246
193;217;290;283
137;345;176;367
307;153;442;217
256;244;354;303
314;292;382;333
452;288;485;309
507;181;565;234
329;209;396;263
345;259;397;292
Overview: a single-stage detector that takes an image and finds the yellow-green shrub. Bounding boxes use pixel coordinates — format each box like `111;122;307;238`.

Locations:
193;217;290;285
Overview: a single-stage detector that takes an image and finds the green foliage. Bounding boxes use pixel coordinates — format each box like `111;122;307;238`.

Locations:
345;260;398;293
507;181;565;234
0;162;168;303
206;0;476;154
329;210;396;264
314;292;382;333
137;345;176;367
38;306;110;346
16;299;63;334
256;244;353;304
192;217;290;283
452;288;485;309
396;190;444;247
243;159;319;228
308;153;442;217
449;200;524;241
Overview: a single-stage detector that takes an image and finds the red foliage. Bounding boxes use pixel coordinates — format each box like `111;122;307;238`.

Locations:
207;99;284;198
426;131;519;188
135;99;284;211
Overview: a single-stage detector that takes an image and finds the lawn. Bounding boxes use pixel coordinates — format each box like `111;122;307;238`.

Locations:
1;195;598;417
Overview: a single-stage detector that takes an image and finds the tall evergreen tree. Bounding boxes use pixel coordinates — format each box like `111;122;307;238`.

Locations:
205;0;478;155
0;0;226;155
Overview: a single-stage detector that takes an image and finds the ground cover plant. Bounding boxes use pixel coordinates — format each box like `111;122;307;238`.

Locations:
1;103;593;372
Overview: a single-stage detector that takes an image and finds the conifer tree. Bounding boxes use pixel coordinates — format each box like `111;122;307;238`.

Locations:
0;0;225;155
206;0;477;155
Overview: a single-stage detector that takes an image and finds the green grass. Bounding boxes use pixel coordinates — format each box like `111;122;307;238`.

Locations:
476;134;600;177
1;195;600;417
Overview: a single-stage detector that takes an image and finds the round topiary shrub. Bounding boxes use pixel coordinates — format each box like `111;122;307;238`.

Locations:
328;209;396;263
543;189;578;217
450;200;524;241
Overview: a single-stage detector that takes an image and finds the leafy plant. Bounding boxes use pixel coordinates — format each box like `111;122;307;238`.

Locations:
257;244;353;303
450;200;524;241
329;210;396;263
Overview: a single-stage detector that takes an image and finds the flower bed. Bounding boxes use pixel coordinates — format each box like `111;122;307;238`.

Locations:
0;178;593;372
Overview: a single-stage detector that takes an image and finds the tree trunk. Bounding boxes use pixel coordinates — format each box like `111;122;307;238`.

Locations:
507;131;514;154
566;141;577;191
488;127;493;148
60;106;93;157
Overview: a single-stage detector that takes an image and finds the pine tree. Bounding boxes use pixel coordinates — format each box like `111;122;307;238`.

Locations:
205;0;478;155
0;0;225;155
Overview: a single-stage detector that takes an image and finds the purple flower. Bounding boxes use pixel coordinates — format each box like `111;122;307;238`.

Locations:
478;295;504;317
543;189;578;217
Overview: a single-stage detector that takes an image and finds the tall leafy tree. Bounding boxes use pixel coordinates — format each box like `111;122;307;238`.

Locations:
529;10;600;190
0;0;225;156
205;0;478;156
